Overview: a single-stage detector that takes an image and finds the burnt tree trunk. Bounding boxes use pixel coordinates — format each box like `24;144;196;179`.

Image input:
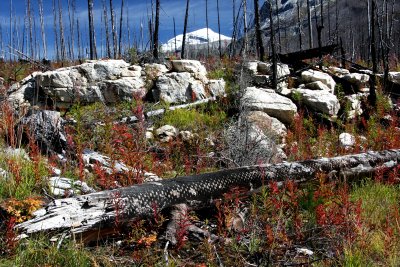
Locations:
153;0;160;59
181;0;190;59
17;149;400;236
254;0;264;61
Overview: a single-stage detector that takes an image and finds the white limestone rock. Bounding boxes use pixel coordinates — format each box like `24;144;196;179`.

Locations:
301;69;336;93
339;133;356;148
293;89;340;116
242;87;297;124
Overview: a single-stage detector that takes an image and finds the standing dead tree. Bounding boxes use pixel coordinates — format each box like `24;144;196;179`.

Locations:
217;0;222;58
181;0;190;59
17;149;400;236
38;0;47;59
88;0;97;60
118;0;125;58
102;0;112;58
254;0;264;61
153;0;160;59
110;0;117;58
268;0;277;89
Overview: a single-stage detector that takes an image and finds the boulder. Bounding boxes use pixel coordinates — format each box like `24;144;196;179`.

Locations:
100;77;146;102
301;70;336;93
153;72;206;104
171;60;208;82
0;77;4;89
207;79;226;97
342;73;370;88
344;93;366;119
144;63;169;78
48;176;95;197
339;133;356;148
242;87;297;124
156;125;179;143
245;111;287;142
302;81;331;92
21;110;67;155
243;61;259;75
389;72;400;84
293;89;340;116
329;67;350;77
8;72;42;108
224;120;286;166
79;59;130;82
257;62;290;92
14;60;148;109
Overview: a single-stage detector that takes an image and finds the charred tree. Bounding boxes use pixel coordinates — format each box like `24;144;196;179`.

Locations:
181;0;190;59
110;0;117;58
369;0;377;106
88;0;97;60
254;0;264;61
206;0;209;56
217;0;222;58
306;0;313;49
118;0;125;58
102;0;112;58
153;0;160;59
38;0;47;59
268;0;277;89
17;149;400;236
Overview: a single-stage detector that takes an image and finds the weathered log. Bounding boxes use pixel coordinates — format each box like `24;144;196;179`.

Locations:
17;149;400;235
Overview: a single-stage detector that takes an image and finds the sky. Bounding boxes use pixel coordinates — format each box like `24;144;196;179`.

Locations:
0;0;255;60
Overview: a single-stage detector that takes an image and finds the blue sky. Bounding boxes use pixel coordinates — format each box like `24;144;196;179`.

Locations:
0;0;255;59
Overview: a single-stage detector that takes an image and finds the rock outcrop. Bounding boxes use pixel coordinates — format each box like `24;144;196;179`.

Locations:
301;70;336;93
293;89;340;116
242;87;297;124
21;110;67;155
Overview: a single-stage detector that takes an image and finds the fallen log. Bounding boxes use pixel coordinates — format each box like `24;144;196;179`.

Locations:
17;149;400;236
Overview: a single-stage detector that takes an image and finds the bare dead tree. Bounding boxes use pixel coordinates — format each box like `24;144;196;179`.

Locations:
102;0;112;58
9;0;13;61
217;0;222;58
206;0;209;56
242;0;248;57
274;0;281;53
88;0;97;60
306;0;313;49
27;0;34;58
67;0;76;60
254;0;264;61
58;0;67;61
181;0;190;59
268;0;277;89
118;0;125;58
297;0;303;51
369;0;377;106
153;0;160;59
38;0;47;59
110;0;117;58
52;0;60;61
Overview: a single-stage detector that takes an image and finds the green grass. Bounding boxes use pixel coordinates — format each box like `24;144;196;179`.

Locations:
350;179;399;226
0;152;48;201
157;107;226;132
13;237;94;267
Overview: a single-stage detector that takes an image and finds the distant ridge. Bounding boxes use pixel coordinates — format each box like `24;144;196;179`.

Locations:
161;28;231;52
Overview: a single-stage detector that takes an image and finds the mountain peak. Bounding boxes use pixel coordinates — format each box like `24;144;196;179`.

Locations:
161;28;231;52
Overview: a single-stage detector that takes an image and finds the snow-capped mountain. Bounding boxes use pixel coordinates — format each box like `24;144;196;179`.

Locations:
161;28;231;52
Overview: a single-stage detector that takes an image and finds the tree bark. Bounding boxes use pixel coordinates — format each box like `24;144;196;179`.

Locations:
88;0;97;60
153;0;160;59
102;0;112;58
254;0;264;61
181;0;190;59
38;0;47;59
110;0;117;58
17;149;400;236
306;0;313;49
369;0;377;106
217;0;222;59
118;0;125;58
269;0;277;89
